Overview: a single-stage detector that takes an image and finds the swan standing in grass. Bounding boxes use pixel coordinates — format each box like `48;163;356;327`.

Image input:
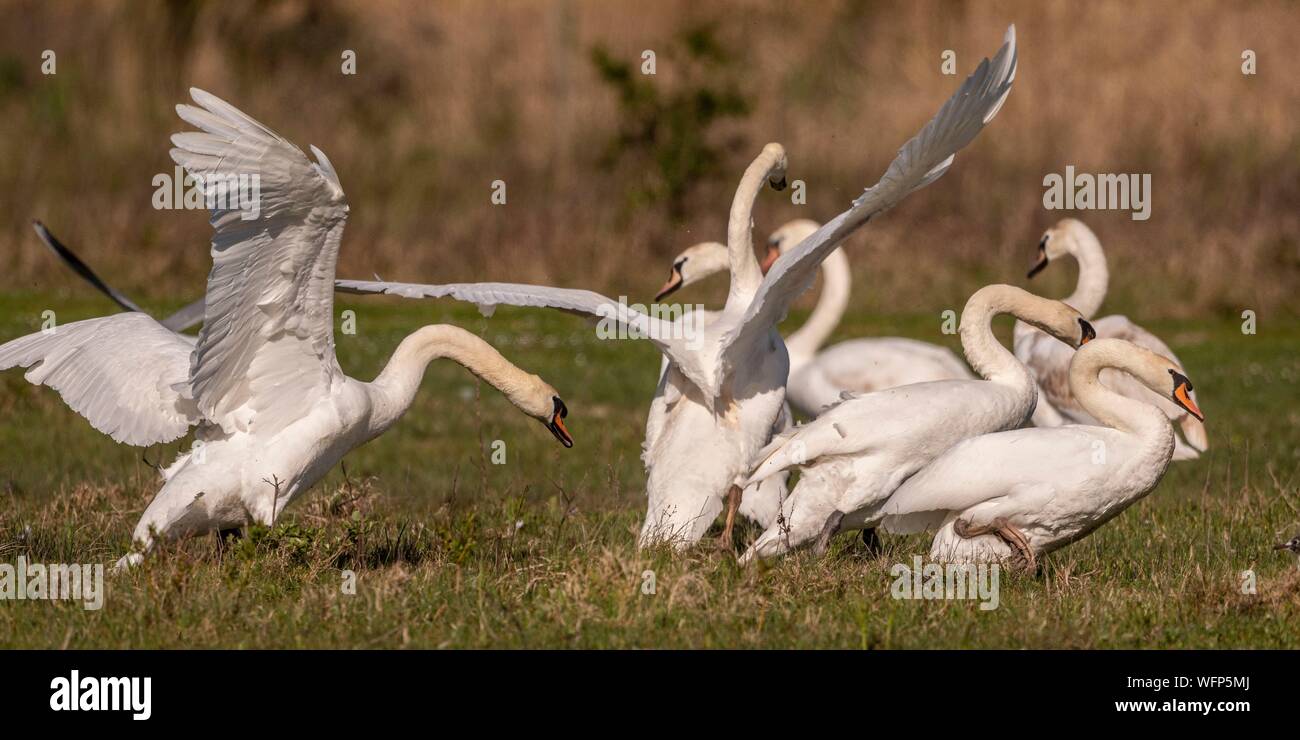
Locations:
739;284;1094;565
1016;218;1207;459
655;221;973;418
337;26;1020;549
0;89;574;567
882;338;1203;570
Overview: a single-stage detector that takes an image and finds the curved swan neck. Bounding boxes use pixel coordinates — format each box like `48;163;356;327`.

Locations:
368;325;547;434
959;285;1045;386
786;246;850;359
1063;225;1108;319
725;144;786;311
1068;340;1171;440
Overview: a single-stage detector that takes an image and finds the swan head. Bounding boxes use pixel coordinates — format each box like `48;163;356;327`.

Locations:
1028;218;1099;278
490;368;574;448
1079;338;1204;422
654;241;730;301
760;219;821;273
515;387;574;448
761;142;789;191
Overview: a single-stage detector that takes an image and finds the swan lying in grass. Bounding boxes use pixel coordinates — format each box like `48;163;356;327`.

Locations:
336;27;1020;549
658;219;973;417
1016;218;1207;459
883;338;1202;571
739;284;1094;565
1;90;574;567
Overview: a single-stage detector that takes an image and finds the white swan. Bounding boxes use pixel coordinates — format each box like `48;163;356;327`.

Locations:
1015;218;1207;459
1;89;574;566
337;26;1020;549
739;284;1094;564
882;338;1203;570
655;221;973;418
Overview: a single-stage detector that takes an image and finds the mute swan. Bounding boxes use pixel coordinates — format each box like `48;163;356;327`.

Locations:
337;26;1020;549
1015;218;1207;460
658;220;973;417
0;89;574;567
882;338;1203;570
739;284;1094;565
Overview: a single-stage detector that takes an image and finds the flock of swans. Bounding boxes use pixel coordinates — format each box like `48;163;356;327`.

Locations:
3;25;1208;572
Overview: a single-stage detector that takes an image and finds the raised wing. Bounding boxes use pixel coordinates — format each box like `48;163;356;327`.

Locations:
334;279;711;391
718;26;1018;381
172;88;349;434
0;313;201;445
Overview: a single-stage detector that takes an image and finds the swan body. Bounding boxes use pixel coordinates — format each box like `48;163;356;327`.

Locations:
1;90;572;566
658;221;973;418
882;338;1202;566
1016;218;1206;459
336;26;1019;548
739;284;1093;564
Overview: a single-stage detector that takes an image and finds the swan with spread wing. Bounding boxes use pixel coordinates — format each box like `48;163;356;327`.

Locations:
1;90;574;567
335;27;1019;548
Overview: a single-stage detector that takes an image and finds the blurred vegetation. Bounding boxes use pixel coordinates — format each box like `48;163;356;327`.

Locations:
0;0;1296;321
591;22;751;219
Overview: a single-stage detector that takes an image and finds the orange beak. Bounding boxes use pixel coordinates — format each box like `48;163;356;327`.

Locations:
654;270;683;302
1173;382;1203;421
760;245;781;275
546;397;574;447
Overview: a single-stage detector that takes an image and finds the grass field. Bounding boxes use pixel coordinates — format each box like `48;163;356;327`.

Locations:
1;285;1297;649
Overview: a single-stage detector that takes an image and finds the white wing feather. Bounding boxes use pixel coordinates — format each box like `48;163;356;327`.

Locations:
333;280;711;392
171;88;349;434
0;314;200;446
717;26;1018;383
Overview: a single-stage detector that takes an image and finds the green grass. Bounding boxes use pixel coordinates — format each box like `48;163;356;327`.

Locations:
0;290;1297;648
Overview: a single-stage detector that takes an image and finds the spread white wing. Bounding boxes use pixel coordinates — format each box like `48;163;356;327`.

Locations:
0;313;200;445
334;279;712;392
717;26;1018;383
171;88;349;434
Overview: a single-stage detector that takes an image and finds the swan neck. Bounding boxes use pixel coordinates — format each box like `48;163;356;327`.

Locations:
1064;229;1109;319
786;247;850;359
959;287;1036;388
1068;344;1171;441
368;325;544;434
724;147;784;311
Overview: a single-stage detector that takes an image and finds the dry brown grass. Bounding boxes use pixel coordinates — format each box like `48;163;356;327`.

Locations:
1;0;1297;318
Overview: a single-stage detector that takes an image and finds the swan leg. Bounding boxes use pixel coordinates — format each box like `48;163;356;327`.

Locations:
812;510;845;557
953;516;1036;572
860;527;882;555
718;485;742;550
